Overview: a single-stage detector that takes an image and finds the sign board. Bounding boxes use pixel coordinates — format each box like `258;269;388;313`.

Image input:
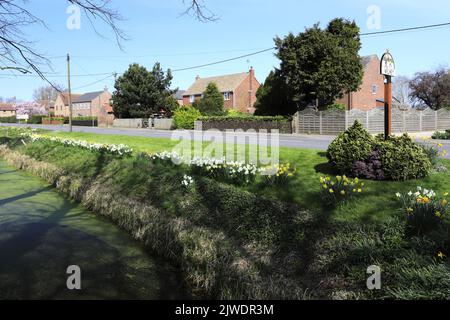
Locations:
16;114;29;120
380;51;396;77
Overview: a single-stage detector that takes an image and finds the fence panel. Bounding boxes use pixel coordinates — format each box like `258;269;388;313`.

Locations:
422;108;437;131
294;108;450;135
321;110;346;134
437;109;450;130
298;109;321;134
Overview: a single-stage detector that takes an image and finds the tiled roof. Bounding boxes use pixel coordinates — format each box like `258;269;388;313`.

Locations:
0;103;15;111
74;91;104;103
184;72;248;96
59;93;82;106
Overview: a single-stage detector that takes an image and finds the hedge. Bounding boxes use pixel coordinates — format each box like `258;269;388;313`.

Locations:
0;116;17;123
197;115;293;134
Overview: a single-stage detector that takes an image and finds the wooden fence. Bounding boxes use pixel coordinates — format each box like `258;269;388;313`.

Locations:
293;108;450;135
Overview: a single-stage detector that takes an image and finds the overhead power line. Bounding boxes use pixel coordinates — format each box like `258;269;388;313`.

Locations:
360;22;450;36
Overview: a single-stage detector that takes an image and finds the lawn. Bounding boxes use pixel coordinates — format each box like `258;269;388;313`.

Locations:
42;130;450;224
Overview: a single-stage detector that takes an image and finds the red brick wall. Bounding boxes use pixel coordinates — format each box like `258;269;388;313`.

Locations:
233;70;260;114
336;57;385;111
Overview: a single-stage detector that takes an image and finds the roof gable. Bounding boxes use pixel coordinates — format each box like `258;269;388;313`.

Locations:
361;55;379;69
184;72;248;96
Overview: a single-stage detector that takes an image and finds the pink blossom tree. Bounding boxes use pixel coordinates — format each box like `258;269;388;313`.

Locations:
14;102;48;116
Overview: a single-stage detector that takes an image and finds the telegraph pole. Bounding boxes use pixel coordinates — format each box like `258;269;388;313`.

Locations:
67;53;73;133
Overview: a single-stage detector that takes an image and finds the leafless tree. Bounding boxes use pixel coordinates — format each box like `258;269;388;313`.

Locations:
0;0;214;89
393;76;413;109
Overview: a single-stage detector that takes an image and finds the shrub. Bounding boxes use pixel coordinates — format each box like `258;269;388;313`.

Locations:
327;121;375;173
351;149;385;180
326;103;346;111
432;130;450;140
397;187;449;235
227;109;246;117
173;106;201;129
319;175;364;207
29;115;45;124
377;135;432;181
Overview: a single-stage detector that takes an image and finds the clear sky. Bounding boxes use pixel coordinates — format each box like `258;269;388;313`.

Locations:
1;0;450;101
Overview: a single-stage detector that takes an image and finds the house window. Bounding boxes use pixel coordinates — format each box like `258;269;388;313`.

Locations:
189;95;195;103
223;92;231;101
372;85;378;95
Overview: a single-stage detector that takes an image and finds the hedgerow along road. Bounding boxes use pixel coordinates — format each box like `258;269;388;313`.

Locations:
0;160;187;299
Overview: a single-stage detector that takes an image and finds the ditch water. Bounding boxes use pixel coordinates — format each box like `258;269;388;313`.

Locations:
0;160;187;299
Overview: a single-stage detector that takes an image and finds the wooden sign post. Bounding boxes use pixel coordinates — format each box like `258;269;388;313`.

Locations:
380;50;396;140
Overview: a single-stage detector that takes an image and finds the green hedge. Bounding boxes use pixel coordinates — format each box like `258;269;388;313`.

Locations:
173;106;201;129
199;115;291;122
0;116;16;123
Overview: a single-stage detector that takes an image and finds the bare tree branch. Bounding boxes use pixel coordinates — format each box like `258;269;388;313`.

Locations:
181;0;218;22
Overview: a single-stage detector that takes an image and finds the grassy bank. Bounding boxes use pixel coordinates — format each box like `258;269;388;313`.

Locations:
2;129;450;299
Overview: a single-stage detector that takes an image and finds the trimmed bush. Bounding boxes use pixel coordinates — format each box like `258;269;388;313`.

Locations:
327;121;432;181
327;121;374;173
377;134;432;181
29;115;45;124
173;106;201;130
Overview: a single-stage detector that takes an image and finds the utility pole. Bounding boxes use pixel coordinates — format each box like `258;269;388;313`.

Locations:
67;53;73;133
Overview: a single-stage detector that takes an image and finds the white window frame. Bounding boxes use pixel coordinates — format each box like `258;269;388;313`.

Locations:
189;95;195;103
223;92;231;101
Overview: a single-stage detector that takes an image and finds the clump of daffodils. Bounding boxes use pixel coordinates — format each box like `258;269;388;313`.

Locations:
320;175;364;206
20;133;133;156
261;163;296;184
397;186;449;234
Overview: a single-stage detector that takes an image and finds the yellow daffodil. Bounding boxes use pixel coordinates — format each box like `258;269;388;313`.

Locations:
438;251;446;259
340;190;346;195
329;189;334;194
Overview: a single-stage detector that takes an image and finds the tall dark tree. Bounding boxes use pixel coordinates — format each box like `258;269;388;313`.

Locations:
112;63;174;118
254;69;297;116
196;82;225;115
409;68;450;110
275;18;363;109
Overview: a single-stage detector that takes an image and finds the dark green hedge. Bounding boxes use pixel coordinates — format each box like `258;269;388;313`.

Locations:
199;115;291;122
0;116;16;123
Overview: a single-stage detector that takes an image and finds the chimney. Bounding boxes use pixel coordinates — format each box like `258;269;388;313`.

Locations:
104;85;108;92
195;75;200;81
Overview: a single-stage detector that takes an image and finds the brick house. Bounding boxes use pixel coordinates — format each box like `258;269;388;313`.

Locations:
54;88;112;118
336;55;385;110
183;67;260;114
54;93;82;117
0;103;16;118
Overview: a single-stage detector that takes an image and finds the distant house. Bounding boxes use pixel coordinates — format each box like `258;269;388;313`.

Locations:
173;90;185;106
0;103;16;118
54;93;82;117
183;67;260;114
54;88;112;118
336;55;386;110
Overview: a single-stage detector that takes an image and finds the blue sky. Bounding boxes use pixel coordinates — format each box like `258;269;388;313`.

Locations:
1;0;450;100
